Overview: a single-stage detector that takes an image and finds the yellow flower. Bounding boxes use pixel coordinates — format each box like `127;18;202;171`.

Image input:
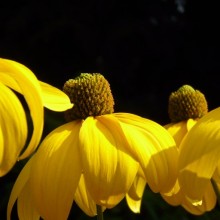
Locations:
0;58;73;176
160;85;216;215
7;73;178;220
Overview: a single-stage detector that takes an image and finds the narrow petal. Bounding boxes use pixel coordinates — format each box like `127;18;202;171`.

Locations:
79;116;139;208
75;175;99;216
179;107;220;200
39;81;73;111
29;121;82;220
7;157;33;220
0;83;27;176
0;58;44;159
114;113;178;193
126;175;146;213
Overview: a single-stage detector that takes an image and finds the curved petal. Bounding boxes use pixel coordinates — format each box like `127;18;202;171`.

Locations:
114;113;178;193
17;181;40;220
75;174;103;217
164;121;187;147
182;181;216;215
7;157;33;220
0;58;44;159
79;116;139;208
165;119;197;147
161;180;184;206
0;83;27;176
29;121;82;220
39;81;73;111
179;107;220;201
126;175;146;213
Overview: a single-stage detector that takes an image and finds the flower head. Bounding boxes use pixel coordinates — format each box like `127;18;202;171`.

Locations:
0;58;73;176
168;84;208;123
161;84;217;215
125;84;208;214
7;73;178;219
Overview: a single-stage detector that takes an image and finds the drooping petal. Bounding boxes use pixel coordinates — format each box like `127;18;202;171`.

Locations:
161;180;184;206
164;121;187;147
79;116;139;208
114;113;178;193
182;180;216;215
7;157;33;220
75;175;99;216
165;119;197;147
179;107;220;201
39;81;73;111
29;121;82;220
17;181;40;220
126;175;146;213
0;58;44;159
0;83;27;176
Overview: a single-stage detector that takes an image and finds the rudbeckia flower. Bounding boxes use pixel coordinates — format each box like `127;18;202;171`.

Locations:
7;73;178;220
0;58;73;176
125;85;206;213
159;85;216;215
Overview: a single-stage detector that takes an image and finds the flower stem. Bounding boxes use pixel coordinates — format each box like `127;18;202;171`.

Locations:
211;178;220;206
96;205;104;220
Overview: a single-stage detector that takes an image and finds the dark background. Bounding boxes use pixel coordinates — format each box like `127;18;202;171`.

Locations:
1;0;220;219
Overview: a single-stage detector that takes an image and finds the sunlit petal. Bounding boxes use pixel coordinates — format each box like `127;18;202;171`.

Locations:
164;119;197;148
79;116;139;208
114;113;178;193
39;81;73;111
0;83;27;176
30;121;82;220
126;175;146;213
179;107;220;200
7;157;33;220
0;58;44;159
75;175;98;216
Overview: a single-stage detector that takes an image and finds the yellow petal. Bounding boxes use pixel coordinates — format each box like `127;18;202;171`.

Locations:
179;107;220;200
126;175;146;213
165;119;197;147
75;174;102;217
79;116;139;208
127;175;146;200
39;81;73;111
29;121;82;220
17;181;40;220
165;121;188;147
0;83;27;176
161;180;184;206
7;157;33;220
186;118;198;131
126;196;142;214
0;58;44;159
182;181;216;215
115;113;178;193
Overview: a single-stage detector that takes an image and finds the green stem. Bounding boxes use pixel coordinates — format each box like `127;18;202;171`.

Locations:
211;178;220;206
96;205;104;220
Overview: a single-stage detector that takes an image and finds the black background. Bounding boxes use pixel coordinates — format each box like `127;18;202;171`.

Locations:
1;0;220;124
1;1;220;219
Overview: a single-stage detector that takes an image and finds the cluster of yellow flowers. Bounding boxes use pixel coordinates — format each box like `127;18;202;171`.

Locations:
1;58;220;220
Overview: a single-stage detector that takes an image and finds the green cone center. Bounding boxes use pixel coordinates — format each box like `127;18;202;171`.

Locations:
63;73;114;120
168;85;208;122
